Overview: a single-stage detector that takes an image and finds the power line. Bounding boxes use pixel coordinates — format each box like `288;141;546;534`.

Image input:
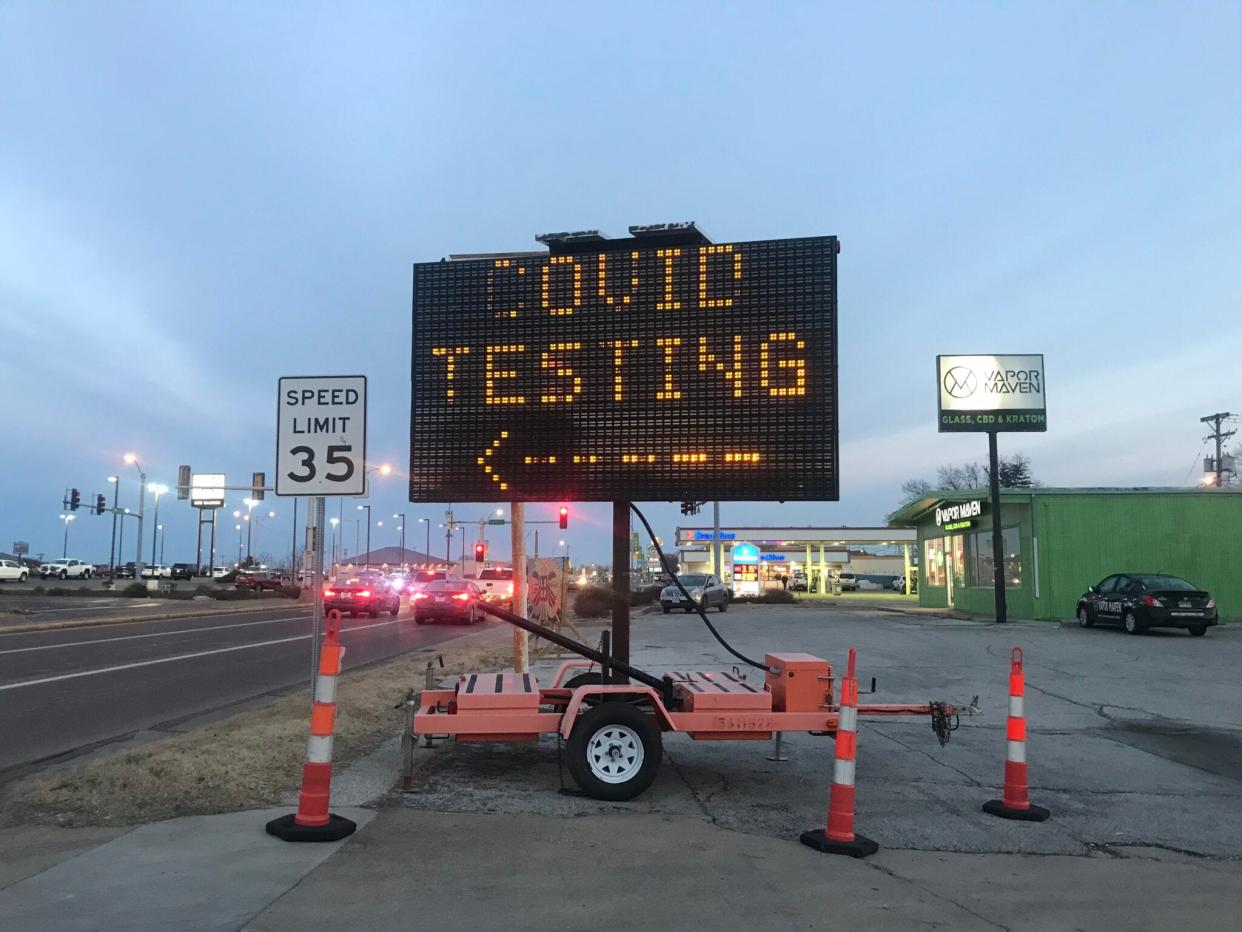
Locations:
1199;412;1237;488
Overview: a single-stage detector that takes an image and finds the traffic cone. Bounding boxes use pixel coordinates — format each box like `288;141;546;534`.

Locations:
983;647;1050;822
266;610;357;842
801;647;879;857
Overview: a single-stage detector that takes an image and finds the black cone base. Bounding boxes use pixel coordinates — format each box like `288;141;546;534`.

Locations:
982;799;1050;822
800;828;879;858
265;812;357;842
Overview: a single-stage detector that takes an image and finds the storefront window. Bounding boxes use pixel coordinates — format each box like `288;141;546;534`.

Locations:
924;537;946;587
950;534;966;589
967;527;1022;589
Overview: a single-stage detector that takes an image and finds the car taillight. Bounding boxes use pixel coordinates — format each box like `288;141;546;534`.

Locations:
323;588;335;598
412;591;428;601
453;592;470;601
1207;598;1216;609
506;582;513;595
359;590;371;598
1141;595;1163;608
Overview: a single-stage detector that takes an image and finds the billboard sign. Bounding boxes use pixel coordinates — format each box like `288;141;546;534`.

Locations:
410;236;839;502
190;474;226;508
937;355;1046;432
276;375;368;496
12;541;29;556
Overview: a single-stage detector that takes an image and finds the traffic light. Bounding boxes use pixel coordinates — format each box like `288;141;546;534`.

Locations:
474;542;486;562
251;472;266;501
95;494;106;515
177;465;191;500
558;506;569;529
680;501;702;516
69;488;81;511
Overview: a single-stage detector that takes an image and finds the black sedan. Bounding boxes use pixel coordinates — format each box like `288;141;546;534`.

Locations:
411;579;484;624
1076;573;1217;636
323;573;401;618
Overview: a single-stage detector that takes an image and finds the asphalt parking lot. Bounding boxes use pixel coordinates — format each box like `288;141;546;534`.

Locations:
401;603;1242;857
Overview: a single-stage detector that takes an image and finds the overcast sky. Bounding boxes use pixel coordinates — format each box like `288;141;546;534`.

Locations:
2;2;1240;565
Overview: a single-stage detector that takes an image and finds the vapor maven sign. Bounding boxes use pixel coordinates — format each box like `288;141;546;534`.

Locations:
409;236;839;502
937;355;1046;432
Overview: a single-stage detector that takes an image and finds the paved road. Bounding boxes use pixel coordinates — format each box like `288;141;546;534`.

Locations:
0;606;501;773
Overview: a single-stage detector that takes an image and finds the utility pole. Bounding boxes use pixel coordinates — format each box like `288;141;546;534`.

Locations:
1200;412;1236;488
510;502;528;672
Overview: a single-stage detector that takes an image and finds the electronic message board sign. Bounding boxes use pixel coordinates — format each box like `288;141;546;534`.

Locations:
409;235;838;502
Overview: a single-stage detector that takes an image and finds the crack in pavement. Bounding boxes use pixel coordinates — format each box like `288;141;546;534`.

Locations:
863;721;984;788
863;858;1013;931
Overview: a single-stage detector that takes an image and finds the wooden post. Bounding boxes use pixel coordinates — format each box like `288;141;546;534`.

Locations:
510;502;528;671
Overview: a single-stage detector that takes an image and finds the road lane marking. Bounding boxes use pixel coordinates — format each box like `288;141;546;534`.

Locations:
0;615;308;655
0;617;411;691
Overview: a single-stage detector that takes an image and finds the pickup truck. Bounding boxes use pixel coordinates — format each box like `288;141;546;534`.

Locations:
475;567;514;605
235;571;283;592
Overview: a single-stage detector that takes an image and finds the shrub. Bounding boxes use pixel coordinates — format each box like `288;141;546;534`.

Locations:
733;590;796;605
47;587;72;596
122;583;149;598
628;585;662;607
195;585;215;596
572;585;613;619
280;584;302;599
166;590;195;601
32;586;46;595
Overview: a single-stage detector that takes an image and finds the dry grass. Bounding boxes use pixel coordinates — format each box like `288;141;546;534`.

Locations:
0;640;511;828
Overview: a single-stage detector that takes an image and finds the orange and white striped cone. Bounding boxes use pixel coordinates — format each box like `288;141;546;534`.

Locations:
801;647;879;857
266;610;357;842
983;647;1050;822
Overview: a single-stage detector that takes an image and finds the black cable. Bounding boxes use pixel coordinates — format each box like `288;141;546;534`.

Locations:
629;503;772;673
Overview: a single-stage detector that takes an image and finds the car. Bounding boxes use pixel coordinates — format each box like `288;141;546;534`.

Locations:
114;562;137;579
790;569;808;592
405;570;446;597
411;578;484;624
660;573;729;614
323;572;402;618
40;558;93;580
476;567;514;605
169;563;195;580
0;559;30;582
235;570;283;592
211;566;229;579
837;572;858;592
892;574;918;594
140;564;172;579
1076;573;1218;636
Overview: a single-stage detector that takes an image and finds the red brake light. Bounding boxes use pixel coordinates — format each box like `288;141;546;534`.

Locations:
1141;595;1162;608
453;592;470;601
323;588;335;598
412;591;428;600
359;589;371;598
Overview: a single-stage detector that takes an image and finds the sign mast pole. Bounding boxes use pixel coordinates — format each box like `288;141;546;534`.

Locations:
612;501;630;680
309;495;325;690
987;430;1007;624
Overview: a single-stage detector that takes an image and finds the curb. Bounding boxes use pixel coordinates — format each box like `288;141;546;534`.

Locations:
0;599;303;636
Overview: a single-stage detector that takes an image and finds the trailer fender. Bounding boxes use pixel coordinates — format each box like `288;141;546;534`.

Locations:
559;685;674;739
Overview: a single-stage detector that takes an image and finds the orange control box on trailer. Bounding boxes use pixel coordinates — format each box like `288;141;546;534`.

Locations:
765;653;833;713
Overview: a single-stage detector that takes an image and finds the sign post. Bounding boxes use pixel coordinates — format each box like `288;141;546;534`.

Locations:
937;354;1047;623
277;375;368;696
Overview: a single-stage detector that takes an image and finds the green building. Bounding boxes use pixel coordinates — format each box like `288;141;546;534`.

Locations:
888;488;1242;622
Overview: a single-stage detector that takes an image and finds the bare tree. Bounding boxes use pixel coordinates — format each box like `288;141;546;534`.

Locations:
900;453;1037;504
936;462;984;490
901;478;933;499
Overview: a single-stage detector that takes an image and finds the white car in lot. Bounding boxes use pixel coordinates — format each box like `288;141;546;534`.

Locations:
140;564;173;578
40;558;94;580
0;559;30;582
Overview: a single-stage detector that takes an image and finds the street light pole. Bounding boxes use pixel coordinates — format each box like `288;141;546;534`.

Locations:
243;498;257;561
149;484;168;566
236;524;244;565
393;513;406;567
357;504;372;569
124;453;146;581
59;514;75;557
419;517;430;560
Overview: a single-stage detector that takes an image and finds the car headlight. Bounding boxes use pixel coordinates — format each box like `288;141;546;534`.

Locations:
690;588;704;599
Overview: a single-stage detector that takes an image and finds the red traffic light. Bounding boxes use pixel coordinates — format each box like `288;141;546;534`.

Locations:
558;506;569;529
474;542;486;561
95;494;107;515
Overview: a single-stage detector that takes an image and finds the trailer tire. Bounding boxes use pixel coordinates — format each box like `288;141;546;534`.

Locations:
562;672;604;690
566;703;662;801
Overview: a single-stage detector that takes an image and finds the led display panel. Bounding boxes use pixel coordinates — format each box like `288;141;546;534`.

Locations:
409;235;838;502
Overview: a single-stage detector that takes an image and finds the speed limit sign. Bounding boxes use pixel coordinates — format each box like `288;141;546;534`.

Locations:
276;375;367;497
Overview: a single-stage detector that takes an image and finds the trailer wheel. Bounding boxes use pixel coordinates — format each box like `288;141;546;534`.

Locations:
566;703;662;801
562;672;604;690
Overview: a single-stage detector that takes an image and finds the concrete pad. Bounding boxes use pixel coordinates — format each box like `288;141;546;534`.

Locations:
0;824;129;890
0;807;374;931
248;810;999;932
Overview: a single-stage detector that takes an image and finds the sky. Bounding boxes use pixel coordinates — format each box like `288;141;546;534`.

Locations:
2;2;1240;566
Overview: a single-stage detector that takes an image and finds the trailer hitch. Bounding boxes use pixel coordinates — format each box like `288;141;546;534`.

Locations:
930;695;980;747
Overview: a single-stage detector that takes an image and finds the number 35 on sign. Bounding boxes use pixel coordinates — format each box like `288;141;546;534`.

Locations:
276;375;368;497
